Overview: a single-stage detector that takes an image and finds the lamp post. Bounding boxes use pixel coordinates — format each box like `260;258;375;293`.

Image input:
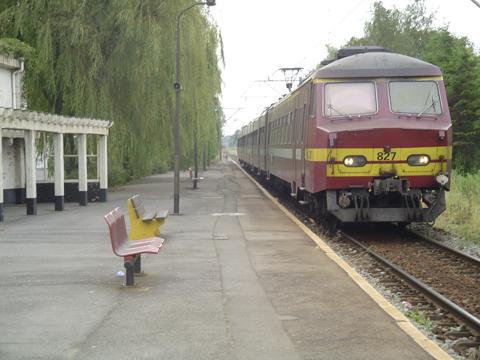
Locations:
173;0;216;214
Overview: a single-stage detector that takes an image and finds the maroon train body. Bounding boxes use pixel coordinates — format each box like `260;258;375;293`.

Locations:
237;48;452;223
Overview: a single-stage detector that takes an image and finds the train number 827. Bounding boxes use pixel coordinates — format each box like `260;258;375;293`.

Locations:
377;151;397;160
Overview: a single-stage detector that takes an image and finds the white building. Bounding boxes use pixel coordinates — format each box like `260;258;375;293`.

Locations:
0;53;112;223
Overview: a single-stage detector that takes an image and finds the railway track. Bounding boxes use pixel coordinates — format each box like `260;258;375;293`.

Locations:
336;227;480;357
341;226;480;332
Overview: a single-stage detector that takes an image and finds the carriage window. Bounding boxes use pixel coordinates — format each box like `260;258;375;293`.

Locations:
389;81;441;115
309;84;316;116
324;82;377;117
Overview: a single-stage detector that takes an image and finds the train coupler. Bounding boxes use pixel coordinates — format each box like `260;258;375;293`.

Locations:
403;190;423;221
352;190;370;221
371;178;409;195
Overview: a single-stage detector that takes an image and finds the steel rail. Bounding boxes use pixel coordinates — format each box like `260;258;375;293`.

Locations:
407;229;480;266
340;230;480;335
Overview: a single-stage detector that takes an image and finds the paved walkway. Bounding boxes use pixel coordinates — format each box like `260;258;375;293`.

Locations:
0;161;435;359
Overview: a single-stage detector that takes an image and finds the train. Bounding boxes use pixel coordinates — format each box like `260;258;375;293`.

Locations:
237;47;452;224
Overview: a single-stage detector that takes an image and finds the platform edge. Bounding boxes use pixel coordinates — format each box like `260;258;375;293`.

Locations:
232;160;453;360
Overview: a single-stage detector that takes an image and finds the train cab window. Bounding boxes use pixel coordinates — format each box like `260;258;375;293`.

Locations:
324;82;377;117
389;81;442;115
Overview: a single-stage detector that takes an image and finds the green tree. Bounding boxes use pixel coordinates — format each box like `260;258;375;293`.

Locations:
0;0;224;184
423;31;480;172
347;0;434;57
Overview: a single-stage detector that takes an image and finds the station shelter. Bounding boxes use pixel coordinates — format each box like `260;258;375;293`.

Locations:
0;53;112;223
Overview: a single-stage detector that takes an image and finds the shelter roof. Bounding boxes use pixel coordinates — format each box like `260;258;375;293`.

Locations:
0;54;21;70
0;107;112;135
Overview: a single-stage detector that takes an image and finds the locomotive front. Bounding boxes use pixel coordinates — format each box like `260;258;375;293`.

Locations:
310;52;452;223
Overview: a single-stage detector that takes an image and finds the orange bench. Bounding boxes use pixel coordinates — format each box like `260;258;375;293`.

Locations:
104;207;164;286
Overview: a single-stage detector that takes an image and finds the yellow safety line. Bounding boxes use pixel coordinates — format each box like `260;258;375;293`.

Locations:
232;160;453;360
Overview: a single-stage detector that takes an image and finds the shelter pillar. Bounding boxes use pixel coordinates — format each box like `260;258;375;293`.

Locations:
97;135;108;202
0;128;4;223
77;134;88;206
54;133;64;211
25;130;37;215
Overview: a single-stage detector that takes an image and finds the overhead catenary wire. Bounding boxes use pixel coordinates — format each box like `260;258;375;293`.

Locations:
470;0;480;8
223;0;370;131
223;68;283;124
229;0;370;114
295;0;370;70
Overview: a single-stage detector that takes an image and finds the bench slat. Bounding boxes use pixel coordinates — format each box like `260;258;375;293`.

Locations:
131;194;146;218
142;212;156;221
128;237;164;248
155;210;169;220
117;243;161;257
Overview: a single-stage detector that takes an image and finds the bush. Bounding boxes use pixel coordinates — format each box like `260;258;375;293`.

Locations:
435;171;480;244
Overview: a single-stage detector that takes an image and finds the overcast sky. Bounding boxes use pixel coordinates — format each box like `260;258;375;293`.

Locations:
208;0;480;135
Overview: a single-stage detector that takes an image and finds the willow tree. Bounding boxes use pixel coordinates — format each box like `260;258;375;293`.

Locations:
0;0;224;184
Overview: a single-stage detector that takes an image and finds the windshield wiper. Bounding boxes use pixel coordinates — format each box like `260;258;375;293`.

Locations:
417;98;438;117
327;104;350;118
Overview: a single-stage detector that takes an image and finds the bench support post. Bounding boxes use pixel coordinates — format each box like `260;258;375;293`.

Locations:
134;254;142;274
78;134;88;206
124;257;135;286
54;133;65;211
0;128;3;223
25;130;37;215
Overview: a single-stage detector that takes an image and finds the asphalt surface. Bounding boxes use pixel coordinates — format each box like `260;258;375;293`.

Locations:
0;161;434;359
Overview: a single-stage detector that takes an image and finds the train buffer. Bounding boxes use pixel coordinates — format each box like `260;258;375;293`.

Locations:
104;207;164;286
127;194;169;240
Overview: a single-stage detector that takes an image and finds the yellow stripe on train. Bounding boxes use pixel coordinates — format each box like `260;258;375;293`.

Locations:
305;146;452;177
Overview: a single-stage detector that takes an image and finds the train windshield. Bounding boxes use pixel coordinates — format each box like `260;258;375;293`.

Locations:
324;82;377;117
389;81;442;115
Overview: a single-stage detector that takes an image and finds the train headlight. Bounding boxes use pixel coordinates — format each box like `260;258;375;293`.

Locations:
343;156;367;167
407;154;430;166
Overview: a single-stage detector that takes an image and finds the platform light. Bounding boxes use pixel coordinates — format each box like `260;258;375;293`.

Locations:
343;156;367;167
173;0;217;214
407;154;430;166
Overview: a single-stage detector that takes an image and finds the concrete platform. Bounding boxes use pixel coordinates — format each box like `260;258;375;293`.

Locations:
0;161;439;359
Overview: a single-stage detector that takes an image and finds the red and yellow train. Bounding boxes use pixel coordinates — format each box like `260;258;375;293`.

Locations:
237;48;452;223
